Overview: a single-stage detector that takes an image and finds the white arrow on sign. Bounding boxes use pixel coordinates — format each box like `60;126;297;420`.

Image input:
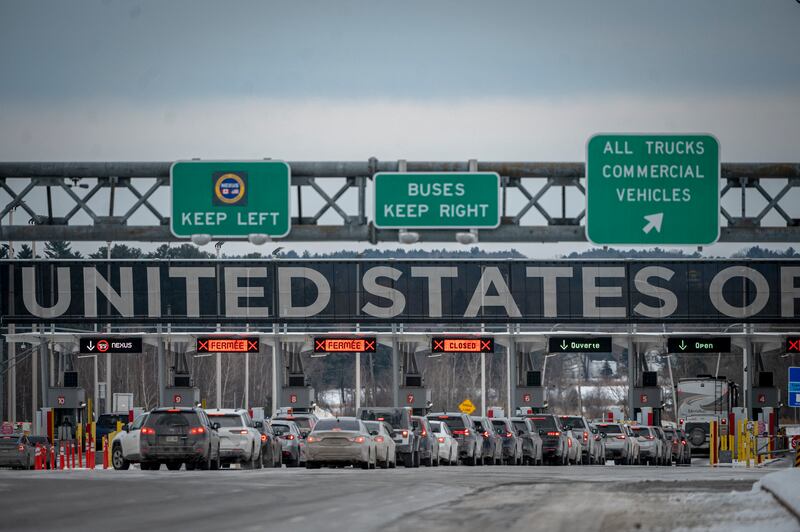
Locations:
642;213;664;234
87;341;95;351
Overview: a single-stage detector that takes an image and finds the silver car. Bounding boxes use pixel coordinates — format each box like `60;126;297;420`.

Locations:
631;426;665;465
595;422;632;465
560;415;600;465
364;420;397;469
270;420;305;467
305;417;377;469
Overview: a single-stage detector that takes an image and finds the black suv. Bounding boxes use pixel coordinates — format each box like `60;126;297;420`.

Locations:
138;407;221;470
412;416;439;467
525;413;569;465
427;412;481;466
358;407;419;468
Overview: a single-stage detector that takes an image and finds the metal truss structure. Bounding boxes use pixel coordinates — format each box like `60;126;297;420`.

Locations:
0;161;798;242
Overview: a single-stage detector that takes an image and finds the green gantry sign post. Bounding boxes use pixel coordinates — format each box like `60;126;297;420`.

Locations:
586;134;720;245
171;160;291;238
373;172;500;229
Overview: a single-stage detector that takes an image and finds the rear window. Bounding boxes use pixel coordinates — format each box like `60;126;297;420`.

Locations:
512;421;528;433
663;429;676;439
596;424;622;434
430;416;465;431
528;416;556;430
631;427;651;437
560;416;586;429
97;415;127;428
412;418;429;432
207;414;244;428
315;418;360;431
429;421;442;432
491;420;509;433
472;419;486;431
146;411;199;429
360;409;408;429
276;416;311;429
271;423;292;436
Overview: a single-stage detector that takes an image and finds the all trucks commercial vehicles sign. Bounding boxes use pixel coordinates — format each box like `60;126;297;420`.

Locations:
2;260;798;324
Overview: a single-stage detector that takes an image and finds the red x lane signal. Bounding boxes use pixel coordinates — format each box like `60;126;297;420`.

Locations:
787;338;800;353
313;337;377;353
431;337;494;353
196;337;259;353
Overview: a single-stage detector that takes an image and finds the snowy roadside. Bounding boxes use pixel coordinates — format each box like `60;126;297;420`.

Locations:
756;467;800;522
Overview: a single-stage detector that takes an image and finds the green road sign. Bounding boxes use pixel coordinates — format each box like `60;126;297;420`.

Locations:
373;172;500;229
586;134;720;245
171;160;291;238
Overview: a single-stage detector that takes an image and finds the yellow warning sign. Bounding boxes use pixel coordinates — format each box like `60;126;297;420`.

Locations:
458;399;476;415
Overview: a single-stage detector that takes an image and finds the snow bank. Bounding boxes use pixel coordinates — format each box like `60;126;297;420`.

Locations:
757;467;800;521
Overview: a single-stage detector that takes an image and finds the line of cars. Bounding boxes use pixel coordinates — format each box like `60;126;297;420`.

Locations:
105;405;690;471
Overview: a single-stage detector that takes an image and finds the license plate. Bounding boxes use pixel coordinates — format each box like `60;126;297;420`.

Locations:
166;436;178;443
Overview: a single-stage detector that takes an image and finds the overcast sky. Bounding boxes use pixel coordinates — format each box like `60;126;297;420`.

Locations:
1;0;798;256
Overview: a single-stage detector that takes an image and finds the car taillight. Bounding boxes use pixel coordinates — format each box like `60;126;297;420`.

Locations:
306;436;319;443
546;431;561;437
18;444;24;452
505;431;513;438
681;439;687;445
375;436;385;443
482;431;490;438
421;430;427;437
352;436;366;444
401;430;409;438
568;438;572;448
437;437;445;443
438;415;449;419
616;435;626;440
646;435;655;440
190;427;205;435
583;431;588;442
261;434;267;442
453;429;470;436
141;427;155;435
285;434;295;440
236;430;248;435
167;408;180;413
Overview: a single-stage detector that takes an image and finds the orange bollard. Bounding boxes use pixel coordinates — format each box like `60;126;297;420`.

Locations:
102;436;108;469
78;441;83;468
59;443;65;470
50;445;55;470
34;444;42;470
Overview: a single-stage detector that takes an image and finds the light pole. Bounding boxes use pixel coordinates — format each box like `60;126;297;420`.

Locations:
77;353;98;421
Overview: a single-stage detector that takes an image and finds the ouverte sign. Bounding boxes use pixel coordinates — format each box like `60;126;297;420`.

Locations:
3;260;799;324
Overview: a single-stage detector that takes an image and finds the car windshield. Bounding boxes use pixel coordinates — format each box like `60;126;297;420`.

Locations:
429;421;443;432
207;414;244;428
597;424;622;434
315;418;360;431
363;421;381;433
491;420;509;433
271;424;292;436
632;427;651;437
431;416;465;431
560;416;586;429
97;415;126;428
146;411;198;429
277;417;311;429
528;416;556;430
360;409;407;429
663;430;676;439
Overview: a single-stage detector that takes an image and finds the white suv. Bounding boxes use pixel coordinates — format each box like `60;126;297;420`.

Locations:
205;409;262;469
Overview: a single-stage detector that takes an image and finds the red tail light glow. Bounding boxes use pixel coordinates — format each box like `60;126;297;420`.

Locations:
437;436;446;443
374;436;385;443
421;430;428;437
482;431;490;438
505;431;514;438
18;444;24;452
284;434;295;440
646;435;655;440
306;435;319;443
568;438;572;448
167;408;180;413
190;427;206;435
352;436;366;444
681;439;687;445
141;427;155;435
452;429;470;436
615;435;626;440
583;431;588;442
401;430;409;438
260;434;267;442
546;431;561;437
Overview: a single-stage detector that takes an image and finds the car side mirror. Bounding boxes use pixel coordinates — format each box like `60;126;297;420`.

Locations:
124;424;130;433
538;429;545;436
517;430;525;437
591;428;598;434
211;422;221;431
564;425;572;431
253;421;263;429
600;432;607;439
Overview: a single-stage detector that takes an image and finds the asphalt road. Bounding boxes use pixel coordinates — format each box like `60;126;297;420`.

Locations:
0;462;796;532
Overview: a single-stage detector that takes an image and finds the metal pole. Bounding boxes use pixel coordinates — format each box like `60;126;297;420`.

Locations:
355;351;361;414
743;325;752;419
244;351;249;410
391;329;399;408
627;336;635;419
156;324;165;407
8;323;15;423
216;353;222;408
666;353;678;422
93;356;98;419
480;351;486;417
31;330;37;418
105;352;111;413
0;330;5;423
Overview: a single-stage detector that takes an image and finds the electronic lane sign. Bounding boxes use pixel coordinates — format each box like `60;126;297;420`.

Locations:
667;337;731;354
314;337;377;353
79;337;142;354
786;337;800;354
548;337;612;353
373;172;500;229
171;160;291;238
789;367;800;408
431;337;494;353
196;337;260;354
586;134;720;245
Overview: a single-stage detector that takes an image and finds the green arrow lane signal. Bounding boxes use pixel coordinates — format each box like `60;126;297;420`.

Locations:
560;340;569;350
679;340;687;351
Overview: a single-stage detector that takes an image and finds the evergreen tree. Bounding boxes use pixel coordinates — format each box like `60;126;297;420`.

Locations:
89;244;144;259
16;244;35;258
44;240;81;258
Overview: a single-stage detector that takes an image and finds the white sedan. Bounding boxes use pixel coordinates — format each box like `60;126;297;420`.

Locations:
429;420;459;465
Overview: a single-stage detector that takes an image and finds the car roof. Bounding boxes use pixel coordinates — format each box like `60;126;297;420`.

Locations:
205;408;246;415
151;406;198;412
